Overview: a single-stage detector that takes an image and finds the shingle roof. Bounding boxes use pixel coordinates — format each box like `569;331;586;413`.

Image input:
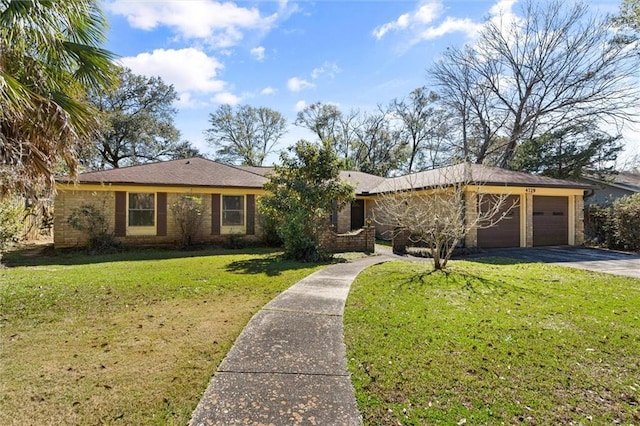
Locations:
339;170;387;194
58;159;590;193
369;163;591;194
59;157;267;188
582;171;640;193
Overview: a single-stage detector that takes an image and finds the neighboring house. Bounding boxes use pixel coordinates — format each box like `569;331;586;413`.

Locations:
580;171;640;206
54;158;590;249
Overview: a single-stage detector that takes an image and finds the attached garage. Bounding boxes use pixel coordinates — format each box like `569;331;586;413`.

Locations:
533;195;568;246
477;195;521;248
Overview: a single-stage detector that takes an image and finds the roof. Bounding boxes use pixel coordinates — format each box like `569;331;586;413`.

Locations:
369;163;591;194
581;171;640;193
339;170;387;194
58;159;590;193
59;157;267;188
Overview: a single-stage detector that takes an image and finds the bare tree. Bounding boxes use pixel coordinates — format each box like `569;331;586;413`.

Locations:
431;0;640;168
206;104;286;166
373;163;517;270
389;87;453;172
351;108;407;176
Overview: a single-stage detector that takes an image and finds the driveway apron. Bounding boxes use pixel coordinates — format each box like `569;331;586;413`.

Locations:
472;246;640;278
189;255;390;426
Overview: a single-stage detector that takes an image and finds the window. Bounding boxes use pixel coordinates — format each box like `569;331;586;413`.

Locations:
222;195;244;227
129;193;155;227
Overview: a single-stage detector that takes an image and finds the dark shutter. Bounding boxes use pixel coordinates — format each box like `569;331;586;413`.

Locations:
246;194;255;235
115;191;126;237
211;194;221;235
156;192;167;236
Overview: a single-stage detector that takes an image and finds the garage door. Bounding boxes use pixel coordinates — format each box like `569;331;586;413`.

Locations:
533;196;568;246
477;195;520;248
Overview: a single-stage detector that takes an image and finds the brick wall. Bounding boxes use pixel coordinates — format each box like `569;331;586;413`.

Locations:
321;226;375;253
54;190;264;248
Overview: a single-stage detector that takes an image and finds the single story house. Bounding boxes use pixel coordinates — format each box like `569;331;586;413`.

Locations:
580;171;640;205
54;158;590;249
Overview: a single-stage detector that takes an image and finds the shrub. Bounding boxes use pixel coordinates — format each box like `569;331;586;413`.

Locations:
67;203;119;253
170;195;204;248
259;140;354;262
0;197;25;250
585;193;640;251
612;193;640;250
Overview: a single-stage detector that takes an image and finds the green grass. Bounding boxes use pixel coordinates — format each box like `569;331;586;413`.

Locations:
344;260;640;425
0;247;324;425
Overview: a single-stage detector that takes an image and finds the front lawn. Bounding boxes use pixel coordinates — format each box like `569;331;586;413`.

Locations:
0;248;323;425
344;260;640;425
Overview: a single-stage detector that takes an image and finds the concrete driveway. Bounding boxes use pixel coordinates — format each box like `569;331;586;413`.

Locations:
471;246;640;279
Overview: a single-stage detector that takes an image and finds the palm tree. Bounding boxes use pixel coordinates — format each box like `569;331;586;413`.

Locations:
0;0;117;197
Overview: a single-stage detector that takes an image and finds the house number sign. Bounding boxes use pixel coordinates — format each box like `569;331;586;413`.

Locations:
525;188;536;193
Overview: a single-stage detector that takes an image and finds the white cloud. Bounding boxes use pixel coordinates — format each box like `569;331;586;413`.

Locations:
373;0;443;39
295;100;307;112
417;17;481;41
261;86;277;95
212;92;241;105
311;62;341;80
251;46;266;61
107;0;279;48
287;77;315;92
120;48;226;94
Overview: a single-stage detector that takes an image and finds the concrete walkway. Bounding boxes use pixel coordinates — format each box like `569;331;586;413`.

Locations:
189;255;391;426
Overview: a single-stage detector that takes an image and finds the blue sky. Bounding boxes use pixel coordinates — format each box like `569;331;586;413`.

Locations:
102;0;638;165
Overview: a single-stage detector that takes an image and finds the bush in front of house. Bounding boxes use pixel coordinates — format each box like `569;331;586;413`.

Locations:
0;197;25;250
67;203;119;253
170;195;204;248
585;193;640;251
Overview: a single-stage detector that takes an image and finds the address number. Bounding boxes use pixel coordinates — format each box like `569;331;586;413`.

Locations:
525;188;536;193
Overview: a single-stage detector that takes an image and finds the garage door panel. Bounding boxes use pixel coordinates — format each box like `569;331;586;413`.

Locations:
477;195;520;248
533;196;568;246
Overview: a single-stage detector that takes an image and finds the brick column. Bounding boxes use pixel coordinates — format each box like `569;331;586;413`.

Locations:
574;194;585;246
526;193;534;247
464;191;478;248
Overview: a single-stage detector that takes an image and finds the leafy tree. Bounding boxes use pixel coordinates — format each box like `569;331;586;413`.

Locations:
512;124;623;180
86;68;198;169
431;0;639;168
0;0;117;197
206;104;286;166
390;87;452;172
259;140;354;261
613;0;640;34
295;102;358;165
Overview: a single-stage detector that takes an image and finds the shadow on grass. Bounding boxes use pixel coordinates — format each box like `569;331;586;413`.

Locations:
401;261;540;299
1;244;283;268
464;256;539;266
225;253;330;276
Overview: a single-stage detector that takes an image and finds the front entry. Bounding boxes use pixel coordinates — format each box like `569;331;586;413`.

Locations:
350;199;365;230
